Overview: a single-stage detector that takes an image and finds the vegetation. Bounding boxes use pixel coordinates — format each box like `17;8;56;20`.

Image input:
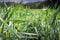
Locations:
0;4;60;40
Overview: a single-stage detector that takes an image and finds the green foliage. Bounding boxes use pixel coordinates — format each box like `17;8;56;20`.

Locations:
0;5;60;40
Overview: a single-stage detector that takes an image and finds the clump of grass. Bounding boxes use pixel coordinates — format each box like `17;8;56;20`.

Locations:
0;5;60;40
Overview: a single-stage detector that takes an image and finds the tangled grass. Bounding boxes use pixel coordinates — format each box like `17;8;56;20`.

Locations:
0;5;60;40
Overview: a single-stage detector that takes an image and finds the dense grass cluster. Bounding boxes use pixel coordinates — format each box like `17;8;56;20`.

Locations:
0;5;60;40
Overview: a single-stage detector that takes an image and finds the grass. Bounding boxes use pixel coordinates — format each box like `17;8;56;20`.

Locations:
0;5;60;40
